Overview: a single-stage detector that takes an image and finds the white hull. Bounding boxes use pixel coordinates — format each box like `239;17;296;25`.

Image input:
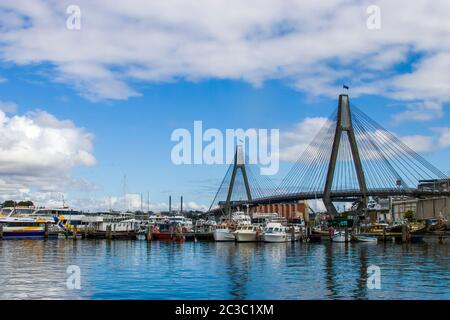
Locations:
356;235;378;243
234;232;258;242
331;233;351;242
263;233;290;243
213;230;235;241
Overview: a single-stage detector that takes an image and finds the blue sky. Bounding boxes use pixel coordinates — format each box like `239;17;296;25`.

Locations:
0;1;449;211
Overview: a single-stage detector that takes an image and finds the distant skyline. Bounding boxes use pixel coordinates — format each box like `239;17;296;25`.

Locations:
0;1;450;211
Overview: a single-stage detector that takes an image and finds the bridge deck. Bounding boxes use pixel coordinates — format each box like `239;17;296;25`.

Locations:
211;188;450;212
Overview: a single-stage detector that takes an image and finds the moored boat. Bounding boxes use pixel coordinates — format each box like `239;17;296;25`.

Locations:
0;215;58;239
234;225;260;242
213;224;235;242
331;230;351;242
355;235;378;243
263;222;291;243
151;222;185;242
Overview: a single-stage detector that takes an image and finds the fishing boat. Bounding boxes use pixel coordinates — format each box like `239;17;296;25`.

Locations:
151;222;185;242
213;224;235;241
263;222;291;243
331;230;351;242
234;225;261;242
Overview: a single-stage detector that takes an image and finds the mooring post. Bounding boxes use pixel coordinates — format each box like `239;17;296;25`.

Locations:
73;225;77;240
345;227;349;243
401;224;407;243
146;225;153;241
106;224;112;240
382;226;386;242
84;223;88;239
44;223;49;239
0;225;3;240
290;226;296;242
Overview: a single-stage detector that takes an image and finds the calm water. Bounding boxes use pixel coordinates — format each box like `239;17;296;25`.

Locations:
0;239;448;300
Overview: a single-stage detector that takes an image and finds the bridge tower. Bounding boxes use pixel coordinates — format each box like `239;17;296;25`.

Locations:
323;94;367;217
224;145;252;213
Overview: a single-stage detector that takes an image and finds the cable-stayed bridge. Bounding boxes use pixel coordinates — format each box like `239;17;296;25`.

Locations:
209;94;450;216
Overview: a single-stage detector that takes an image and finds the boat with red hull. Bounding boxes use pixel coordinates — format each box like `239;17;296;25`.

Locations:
152;223;186;242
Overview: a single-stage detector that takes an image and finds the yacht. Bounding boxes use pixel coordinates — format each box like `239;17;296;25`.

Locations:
263;222;291;243
234;225;261;242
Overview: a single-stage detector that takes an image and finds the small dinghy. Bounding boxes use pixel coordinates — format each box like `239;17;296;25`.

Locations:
356;235;378;243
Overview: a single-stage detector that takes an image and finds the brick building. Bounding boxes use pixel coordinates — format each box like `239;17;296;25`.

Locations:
250;201;309;220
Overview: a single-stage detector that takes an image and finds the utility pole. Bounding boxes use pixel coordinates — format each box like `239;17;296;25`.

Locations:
123;174;128;212
180;196;183;214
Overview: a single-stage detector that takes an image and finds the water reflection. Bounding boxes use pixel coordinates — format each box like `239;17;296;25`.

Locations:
0;240;448;300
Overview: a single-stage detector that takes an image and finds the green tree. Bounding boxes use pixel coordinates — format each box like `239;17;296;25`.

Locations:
2;200;17;207
404;210;414;221
17;200;34;207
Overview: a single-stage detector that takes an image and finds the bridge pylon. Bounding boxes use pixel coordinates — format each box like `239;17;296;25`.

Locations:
224;145;252;213
323;94;367;217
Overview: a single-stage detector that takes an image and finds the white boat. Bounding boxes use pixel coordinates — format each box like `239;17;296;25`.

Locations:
263;222;291;243
213;210;252;242
331;230;351;242
234;225;260;242
213;225;235;241
356;235;378;243
86;215;139;232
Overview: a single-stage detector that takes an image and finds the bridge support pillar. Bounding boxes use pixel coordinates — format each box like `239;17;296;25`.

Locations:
323;94;368;218
225;145;252;215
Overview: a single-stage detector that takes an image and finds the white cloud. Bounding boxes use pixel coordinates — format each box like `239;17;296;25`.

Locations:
0;0;449;105
0;100;18;113
57;194;208;212
0;109;96;197
279;117;329;161
400;128;450;153
392;101;443;123
400;135;435;153
434;127;450;149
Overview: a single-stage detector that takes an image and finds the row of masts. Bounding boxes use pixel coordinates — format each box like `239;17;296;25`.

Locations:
103;175;185;214
107;194;184;214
